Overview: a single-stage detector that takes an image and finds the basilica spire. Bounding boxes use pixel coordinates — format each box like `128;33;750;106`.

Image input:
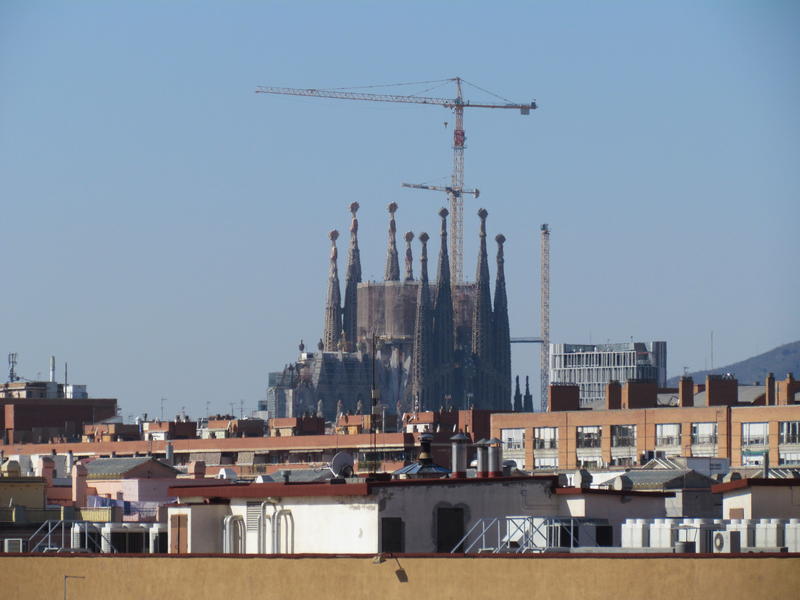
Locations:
513;375;522;412
493;233;512;409
342;202;361;352
471;209;492;356
384;202;400;281
404;231;415;282
323;229;342;351
410;232;431;411
523;376;534;412
432;207;455;405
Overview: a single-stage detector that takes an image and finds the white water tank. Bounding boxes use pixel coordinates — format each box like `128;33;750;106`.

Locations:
755;518;785;549
784;519;800;552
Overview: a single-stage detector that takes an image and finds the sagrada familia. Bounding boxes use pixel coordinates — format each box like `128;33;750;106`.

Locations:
266;202;529;421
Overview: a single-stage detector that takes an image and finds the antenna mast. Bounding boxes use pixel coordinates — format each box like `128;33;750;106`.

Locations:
8;353;18;383
540;224;550;412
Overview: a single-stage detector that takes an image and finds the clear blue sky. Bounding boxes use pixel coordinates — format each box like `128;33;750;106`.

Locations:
1;1;798;419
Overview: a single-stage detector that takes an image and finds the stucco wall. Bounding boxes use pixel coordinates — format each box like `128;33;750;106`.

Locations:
378;479;559;553
229;497;379;554
1;555;799;600
723;486;800;520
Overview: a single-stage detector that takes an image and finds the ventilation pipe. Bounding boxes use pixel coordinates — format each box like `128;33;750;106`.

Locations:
450;432;469;478
475;439;489;478
487;438;503;477
165;442;174;466
49;356;56;383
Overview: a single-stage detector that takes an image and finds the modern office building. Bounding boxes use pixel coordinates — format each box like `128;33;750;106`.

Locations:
549;341;667;408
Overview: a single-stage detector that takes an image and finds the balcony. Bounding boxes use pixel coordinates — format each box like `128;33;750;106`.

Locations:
779;433;800;445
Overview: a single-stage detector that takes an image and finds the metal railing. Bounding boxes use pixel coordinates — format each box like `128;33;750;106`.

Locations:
611;436;636;448
655;436;680;446
691;434;717;445
576;438;601;449
28;520;118;554
451;516;604;554
533;439;558;450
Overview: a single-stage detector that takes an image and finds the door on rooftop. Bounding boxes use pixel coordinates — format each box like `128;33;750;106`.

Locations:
436;507;464;553
169;514;188;554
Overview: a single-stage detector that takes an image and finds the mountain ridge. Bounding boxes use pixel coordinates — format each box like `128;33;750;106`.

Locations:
667;340;800;387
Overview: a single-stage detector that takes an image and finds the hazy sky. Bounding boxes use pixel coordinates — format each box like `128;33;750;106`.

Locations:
1;1;798;419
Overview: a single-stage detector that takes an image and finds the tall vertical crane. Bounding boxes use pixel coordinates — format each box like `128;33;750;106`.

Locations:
540;224;550;412
255;77;536;285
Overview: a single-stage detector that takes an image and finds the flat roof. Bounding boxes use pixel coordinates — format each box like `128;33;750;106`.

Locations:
170;474;560;500
711;478;800;494
554;487;674;498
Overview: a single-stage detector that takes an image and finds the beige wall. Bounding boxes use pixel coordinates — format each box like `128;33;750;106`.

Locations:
2;555;799;600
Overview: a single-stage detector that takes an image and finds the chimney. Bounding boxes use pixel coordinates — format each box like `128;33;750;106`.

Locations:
621;380;658;409
765;373;775;406
71;462;88;507
777;373;798;406
679;376;694;408
475;439;489;478
487;438;503;478
49;356;56;383
605;380;621;410
165;442;174;466
40;456;55;487
450;432;469;479
189;460;206;479
548;384;580;412
706;374;738;406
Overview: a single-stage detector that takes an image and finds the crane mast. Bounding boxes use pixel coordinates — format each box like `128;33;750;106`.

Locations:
540;224;550;412
256;77;536;285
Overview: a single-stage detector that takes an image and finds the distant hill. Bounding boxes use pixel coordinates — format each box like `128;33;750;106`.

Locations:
666;340;800;386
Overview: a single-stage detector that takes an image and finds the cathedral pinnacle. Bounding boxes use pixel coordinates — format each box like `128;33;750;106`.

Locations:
323;229;342;351
384;202;400;281
404;231;415;281
343;201;362;351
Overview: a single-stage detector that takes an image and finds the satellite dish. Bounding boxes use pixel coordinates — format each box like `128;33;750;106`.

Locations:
329;452;354;478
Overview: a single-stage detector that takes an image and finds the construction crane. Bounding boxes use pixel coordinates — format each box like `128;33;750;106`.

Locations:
255;77;537;285
540;224;550;412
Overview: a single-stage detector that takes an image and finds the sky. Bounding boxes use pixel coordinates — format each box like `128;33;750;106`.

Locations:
1;1;798;419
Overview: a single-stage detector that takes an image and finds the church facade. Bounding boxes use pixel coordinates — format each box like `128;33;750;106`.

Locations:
267;202;512;421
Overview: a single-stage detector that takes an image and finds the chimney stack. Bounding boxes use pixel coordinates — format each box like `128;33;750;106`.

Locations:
450;432;468;479
487;438;503;478
765;373;775;406
475;439;489;478
49;356;56;383
679;376;694;407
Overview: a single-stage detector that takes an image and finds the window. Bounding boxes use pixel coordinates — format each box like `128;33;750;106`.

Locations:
611;425;636;447
534;427;558;449
656;423;680;446
779;452;800;465
534;456;558;469
610;456;634;467
501;428;525;451
741;422;768;447
576;426;601;449
381;517;404;553
779;421;800;445
691;422;717;445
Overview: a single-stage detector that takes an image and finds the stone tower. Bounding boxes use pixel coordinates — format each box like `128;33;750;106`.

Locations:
493;233;511;409
342;202;362;352
410;232;432;411
384;202;400;281
323;230;342;351
431;208;455;408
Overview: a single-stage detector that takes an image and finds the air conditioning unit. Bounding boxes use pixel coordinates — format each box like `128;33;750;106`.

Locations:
3;538;24;553
712;530;741;553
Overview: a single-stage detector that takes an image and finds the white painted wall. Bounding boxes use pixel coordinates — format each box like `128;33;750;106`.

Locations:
723;486;800;520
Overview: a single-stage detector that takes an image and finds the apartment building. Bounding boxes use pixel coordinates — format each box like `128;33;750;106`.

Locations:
549;341;667;408
494;373;800;471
